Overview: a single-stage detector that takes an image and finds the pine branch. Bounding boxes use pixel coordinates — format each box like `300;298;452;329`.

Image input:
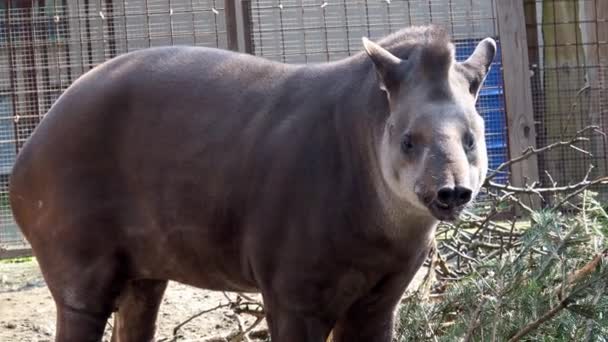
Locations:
507;298;572;342
552;249;608;295
462;298;486;342
583;283;606;342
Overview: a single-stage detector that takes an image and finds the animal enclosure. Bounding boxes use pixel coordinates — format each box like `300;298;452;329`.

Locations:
0;0;606;256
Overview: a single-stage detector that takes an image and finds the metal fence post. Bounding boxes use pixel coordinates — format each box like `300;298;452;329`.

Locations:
496;0;541;213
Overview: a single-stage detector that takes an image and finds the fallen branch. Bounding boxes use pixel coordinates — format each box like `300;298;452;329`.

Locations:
160;293;267;342
507;298;572;342
552;249;608;296
199;327;269;342
160;302;232;342
486;176;608;196
485;125;599;182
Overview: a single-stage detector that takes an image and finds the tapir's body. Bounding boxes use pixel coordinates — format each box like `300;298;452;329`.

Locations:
10;26;496;342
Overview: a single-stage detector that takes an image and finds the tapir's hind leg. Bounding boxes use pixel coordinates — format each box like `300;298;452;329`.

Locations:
28;233;130;342
55;304;112;342
110;279;168;342
45;254;127;342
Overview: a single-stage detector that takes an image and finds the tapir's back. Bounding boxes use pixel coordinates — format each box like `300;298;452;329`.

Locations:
8;45;345;289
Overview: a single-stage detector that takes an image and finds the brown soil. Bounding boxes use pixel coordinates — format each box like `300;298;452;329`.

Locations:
0;259;426;341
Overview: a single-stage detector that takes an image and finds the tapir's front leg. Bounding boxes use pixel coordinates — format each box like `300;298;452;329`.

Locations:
331;272;412;342
263;300;334;342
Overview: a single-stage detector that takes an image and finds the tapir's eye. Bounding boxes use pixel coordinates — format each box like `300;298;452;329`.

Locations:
464;132;476;151
401;134;414;154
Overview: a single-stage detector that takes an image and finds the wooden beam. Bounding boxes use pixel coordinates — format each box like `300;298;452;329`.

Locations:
236;0;254;54
496;0;540;213
0;248;32;260
224;0;239;51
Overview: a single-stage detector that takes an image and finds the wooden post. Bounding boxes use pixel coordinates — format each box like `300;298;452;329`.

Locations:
224;0;239;51
496;0;541;212
236;0;254;54
226;0;253;54
0;248;32;260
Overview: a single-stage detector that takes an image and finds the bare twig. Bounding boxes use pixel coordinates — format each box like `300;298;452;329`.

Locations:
485;125;599;181
199;327;269;342
461;210;517;234
436;250;456;278
160;292;267;342
496;192;535;217
551;179;608;212
544;170;557;188
443;243;478;264
158;302;233;342
487;176;608;196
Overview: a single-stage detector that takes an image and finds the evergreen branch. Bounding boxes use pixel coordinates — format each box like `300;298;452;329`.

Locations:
583;283;606;342
462;297;486;342
507;297;572;342
552;249;608;295
535;223;582;281
566;249;607;285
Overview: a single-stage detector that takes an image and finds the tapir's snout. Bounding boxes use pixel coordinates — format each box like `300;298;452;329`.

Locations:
414;142;476;222
425;185;472;221
436;186;472;208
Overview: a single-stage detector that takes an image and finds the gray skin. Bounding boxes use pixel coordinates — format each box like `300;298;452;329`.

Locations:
9;25;495;342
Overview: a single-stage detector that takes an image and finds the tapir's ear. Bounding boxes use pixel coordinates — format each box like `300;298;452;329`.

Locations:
461;38;496;97
362;37;402;92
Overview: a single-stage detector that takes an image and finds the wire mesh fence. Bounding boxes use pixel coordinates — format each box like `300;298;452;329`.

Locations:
247;0;509;181
525;0;608;194
249;0;498;62
0;0;508;253
0;0;228;251
1;0;606;254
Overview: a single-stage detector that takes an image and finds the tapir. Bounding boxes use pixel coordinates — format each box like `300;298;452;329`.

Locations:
9;25;495;341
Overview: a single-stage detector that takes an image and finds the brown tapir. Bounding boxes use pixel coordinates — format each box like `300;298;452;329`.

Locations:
9;25;495;342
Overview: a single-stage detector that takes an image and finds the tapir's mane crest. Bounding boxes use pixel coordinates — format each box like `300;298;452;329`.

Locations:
377;25;454;78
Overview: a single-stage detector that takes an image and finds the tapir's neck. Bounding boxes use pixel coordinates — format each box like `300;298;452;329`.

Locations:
311;54;439;243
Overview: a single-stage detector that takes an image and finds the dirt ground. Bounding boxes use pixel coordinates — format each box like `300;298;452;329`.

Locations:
0;259;267;341
0;259;426;341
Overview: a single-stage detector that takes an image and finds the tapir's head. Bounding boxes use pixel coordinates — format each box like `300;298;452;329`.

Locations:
363;26;496;221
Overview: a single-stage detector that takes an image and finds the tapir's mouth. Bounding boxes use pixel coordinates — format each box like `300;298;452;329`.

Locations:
428;200;464;221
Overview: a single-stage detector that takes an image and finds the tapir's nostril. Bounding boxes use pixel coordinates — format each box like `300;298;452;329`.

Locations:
436;188;454;206
455;186;472;205
436;186;473;207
